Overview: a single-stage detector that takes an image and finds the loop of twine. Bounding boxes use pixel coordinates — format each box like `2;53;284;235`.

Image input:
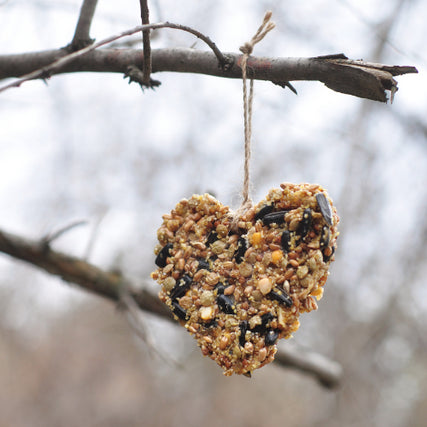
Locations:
232;11;275;227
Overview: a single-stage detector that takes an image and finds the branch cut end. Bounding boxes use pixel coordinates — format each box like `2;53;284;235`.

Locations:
318;57;418;102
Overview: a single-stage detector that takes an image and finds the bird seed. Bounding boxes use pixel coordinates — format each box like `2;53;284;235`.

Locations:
152;182;339;376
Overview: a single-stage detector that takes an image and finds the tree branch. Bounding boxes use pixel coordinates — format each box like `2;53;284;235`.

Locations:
70;0;99;50
0;45;416;101
0;22;229;93
138;0;156;87
276;342;343;388
0;227;342;387
0;228;172;320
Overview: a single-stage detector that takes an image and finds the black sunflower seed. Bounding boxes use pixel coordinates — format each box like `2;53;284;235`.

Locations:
320;225;330;249
197;259;210;271
316;193;333;226
217;294;235;314
203;319;218;328
206;231;218;245
251;312;274;334
171;301;187;320
281;230;291;252
265;329;279;346
234;237;247;264
170;274;193;300
261;312;274;325
254;204;274;221
323;245;336;263
296;208;312;238
239;321;249;347
267;287;293;307
214;282;225;295
155;243;173;268
262;210;288;226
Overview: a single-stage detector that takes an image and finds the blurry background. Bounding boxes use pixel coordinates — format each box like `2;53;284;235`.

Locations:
0;0;426;426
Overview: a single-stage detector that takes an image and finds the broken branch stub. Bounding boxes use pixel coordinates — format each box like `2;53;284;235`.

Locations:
313;56;418;102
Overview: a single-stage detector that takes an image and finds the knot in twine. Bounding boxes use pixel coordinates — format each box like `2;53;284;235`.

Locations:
231;11;275;231
239;11;275;58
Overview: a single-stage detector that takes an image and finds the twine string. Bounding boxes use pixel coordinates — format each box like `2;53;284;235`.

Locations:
234;11;275;222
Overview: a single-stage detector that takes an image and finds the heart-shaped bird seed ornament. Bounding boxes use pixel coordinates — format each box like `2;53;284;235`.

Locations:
151;182;339;376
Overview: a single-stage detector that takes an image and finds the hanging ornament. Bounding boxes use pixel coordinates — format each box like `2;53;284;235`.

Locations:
151;12;339;376
151;184;339;376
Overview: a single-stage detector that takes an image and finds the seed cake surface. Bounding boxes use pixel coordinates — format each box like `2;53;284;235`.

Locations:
151;183;339;376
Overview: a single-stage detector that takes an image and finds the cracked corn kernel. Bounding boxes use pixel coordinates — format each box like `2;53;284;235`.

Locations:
152;183;339;376
271;250;283;264
311;287;324;300
200;306;215;320
251;232;262;246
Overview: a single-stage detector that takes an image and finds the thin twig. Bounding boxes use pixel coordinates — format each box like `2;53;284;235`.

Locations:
0;226;342;387
119;290;184;369
0;21;228;93
70;0;99;50
83;210;107;261
139;0;152;86
41;220;88;249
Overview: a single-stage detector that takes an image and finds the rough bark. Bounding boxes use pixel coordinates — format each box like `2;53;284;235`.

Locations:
0;47;417;101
